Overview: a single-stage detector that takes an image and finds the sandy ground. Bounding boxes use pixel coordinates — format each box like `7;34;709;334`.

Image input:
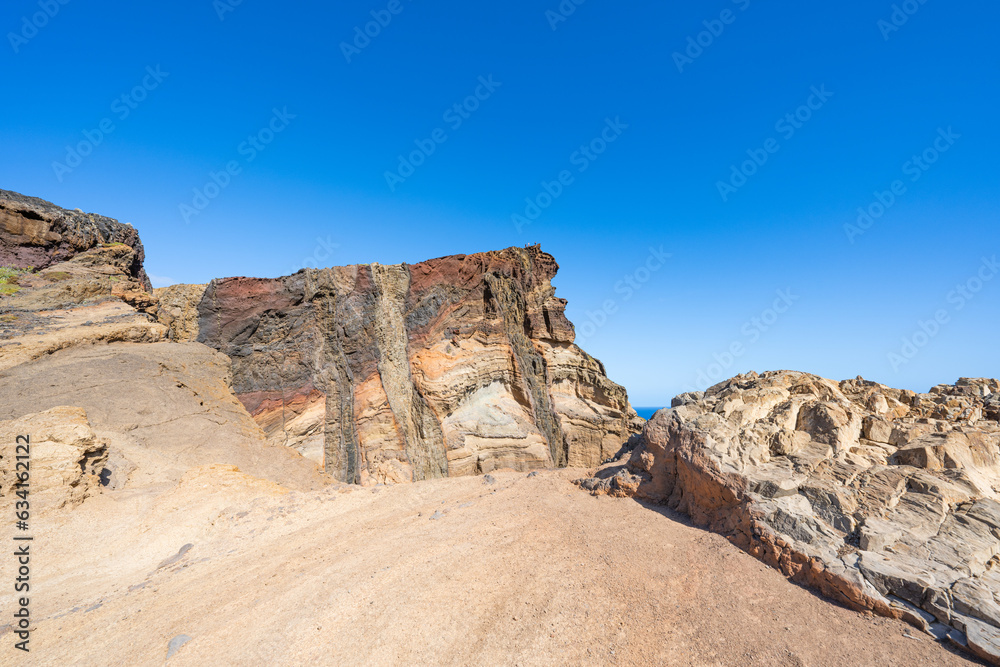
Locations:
0;467;981;666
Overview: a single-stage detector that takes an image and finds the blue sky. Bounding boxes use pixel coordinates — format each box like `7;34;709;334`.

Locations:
2;0;997;405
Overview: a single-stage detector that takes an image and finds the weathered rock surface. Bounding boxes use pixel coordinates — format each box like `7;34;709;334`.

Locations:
0;342;327;491
7;466;973;666
195;246;642;482
580;370;1000;663
0;406;107;511
0;299;166;373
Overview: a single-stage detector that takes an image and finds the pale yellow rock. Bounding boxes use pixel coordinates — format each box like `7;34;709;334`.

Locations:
353;373;413;484
0;406;107;511
537;340;642;467
411;337;551;475
153;283;207;342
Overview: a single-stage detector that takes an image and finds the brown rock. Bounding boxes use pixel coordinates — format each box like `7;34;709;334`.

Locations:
0;188;151;290
1;204;166;372
0;245;167;371
153;283;207;341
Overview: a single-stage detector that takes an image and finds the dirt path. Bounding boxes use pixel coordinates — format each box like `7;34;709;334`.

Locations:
4;468;979;666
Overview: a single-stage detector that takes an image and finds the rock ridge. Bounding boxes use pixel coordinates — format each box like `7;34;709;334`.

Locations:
1;190;163;372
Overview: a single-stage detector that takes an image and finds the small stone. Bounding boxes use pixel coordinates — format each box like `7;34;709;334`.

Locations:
166;635;192;659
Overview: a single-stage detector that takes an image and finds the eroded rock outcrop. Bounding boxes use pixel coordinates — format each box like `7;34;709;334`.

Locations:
0;189;151;290
0;406;107;511
0;341;327;491
1;190;638;485
0;191;164;371
196;246;642;482
579;370;1000;662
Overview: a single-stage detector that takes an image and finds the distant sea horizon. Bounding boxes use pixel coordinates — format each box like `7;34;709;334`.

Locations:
634;407;664;421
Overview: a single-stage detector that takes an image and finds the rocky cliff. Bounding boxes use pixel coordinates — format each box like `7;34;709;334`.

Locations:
580;371;1000;663
0;191;164;372
190;246;643;483
0;188;151;291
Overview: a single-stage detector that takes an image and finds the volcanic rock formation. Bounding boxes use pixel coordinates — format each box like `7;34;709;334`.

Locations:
0;406;108;511
187;247;643;482
0;187;991;663
580;371;1000;664
0;189;640;486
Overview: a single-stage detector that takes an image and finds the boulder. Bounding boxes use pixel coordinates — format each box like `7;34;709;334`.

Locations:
0;406;107;511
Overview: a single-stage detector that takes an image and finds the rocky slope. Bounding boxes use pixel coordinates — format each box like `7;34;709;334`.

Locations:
0;342;326;492
183;246;642;483
580;371;1000;664
3;466;974;666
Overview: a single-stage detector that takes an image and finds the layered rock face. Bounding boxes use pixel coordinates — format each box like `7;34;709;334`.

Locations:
194;246;642;483
1;190;639;486
580;371;1000;662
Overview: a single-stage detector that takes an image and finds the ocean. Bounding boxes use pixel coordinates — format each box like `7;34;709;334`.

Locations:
634;407;663;421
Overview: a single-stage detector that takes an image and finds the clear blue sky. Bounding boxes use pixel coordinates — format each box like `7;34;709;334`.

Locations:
2;1;997;405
